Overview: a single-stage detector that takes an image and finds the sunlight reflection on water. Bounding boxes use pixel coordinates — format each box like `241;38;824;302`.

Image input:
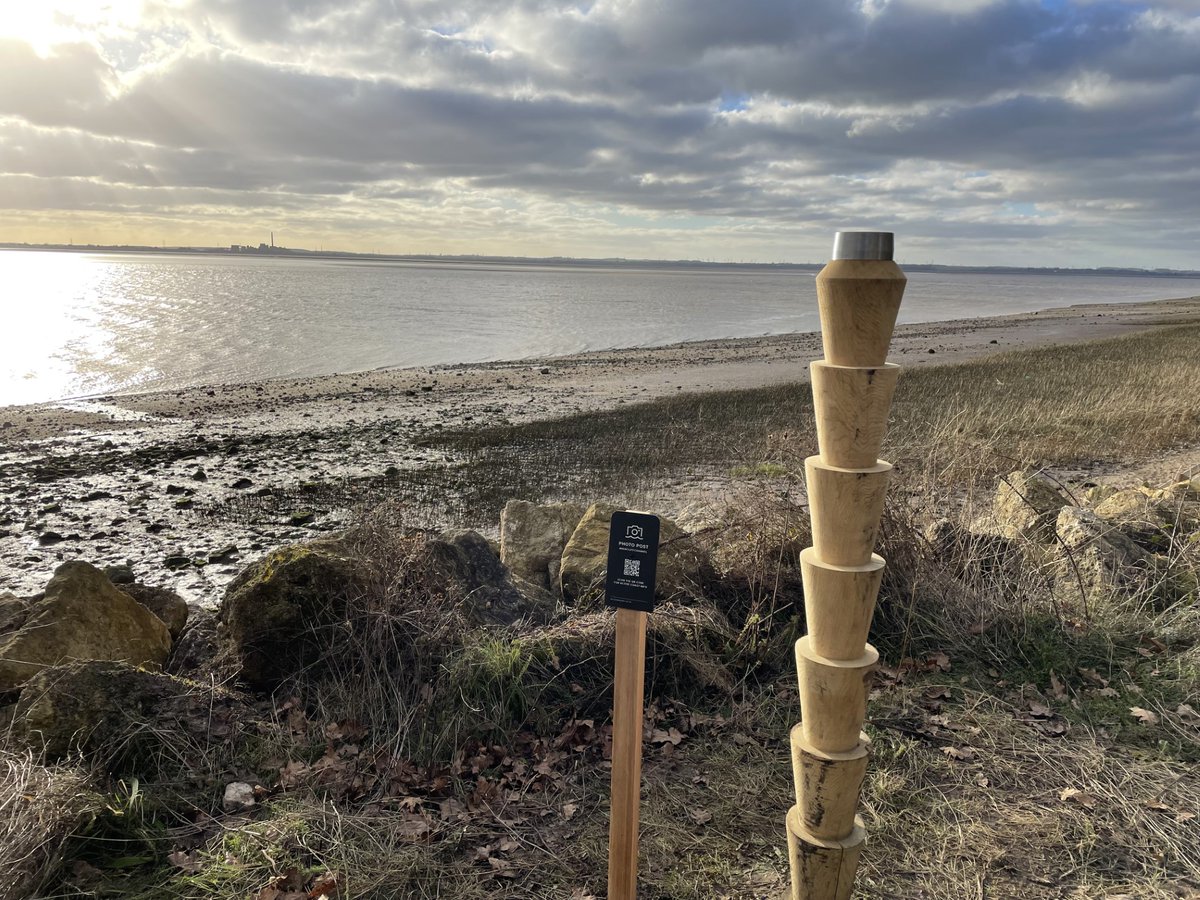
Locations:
3;249;1199;407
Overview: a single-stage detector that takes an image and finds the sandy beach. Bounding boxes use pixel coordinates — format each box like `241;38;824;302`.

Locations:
2;294;1199;602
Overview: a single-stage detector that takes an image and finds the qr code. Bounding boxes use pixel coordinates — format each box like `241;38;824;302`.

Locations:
623;558;641;577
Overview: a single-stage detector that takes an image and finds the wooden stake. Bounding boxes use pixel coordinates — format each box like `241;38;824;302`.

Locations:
608;606;647;900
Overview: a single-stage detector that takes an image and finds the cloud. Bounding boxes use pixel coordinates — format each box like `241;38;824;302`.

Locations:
0;0;1197;266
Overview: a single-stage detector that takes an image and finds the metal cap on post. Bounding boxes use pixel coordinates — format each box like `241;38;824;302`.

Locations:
831;231;893;261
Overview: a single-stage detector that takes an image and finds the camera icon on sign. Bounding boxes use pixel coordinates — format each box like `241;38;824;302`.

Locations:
625;525;644;539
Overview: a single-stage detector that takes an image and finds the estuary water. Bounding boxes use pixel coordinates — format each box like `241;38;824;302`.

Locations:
3;249;1200;408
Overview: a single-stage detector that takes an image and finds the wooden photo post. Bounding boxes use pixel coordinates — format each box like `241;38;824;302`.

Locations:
786;231;906;899
605;510;661;900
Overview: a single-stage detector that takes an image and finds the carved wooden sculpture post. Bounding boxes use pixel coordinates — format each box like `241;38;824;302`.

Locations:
786;231;906;899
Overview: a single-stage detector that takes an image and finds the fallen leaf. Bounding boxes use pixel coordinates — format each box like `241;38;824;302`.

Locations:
923;686;953;701
1060;787;1097;809
1175;703;1199;722
1130;707;1160;726
688;807;713;825
1028;702;1054;719
1096;687;1120;698
941;746;974;761
308;871;340;899
168;851;201;873
650;727;685;746
1078;667;1108;687
1049;670;1067;701
562;802;579;821
931;651;952;673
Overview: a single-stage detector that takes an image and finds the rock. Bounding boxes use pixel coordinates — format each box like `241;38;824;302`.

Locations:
12;659;247;762
990;470;1069;542
1051;507;1149;609
558;503;712;606
1055;506;1147;560
1082;484;1118;506
164;554;192;570
499;500;586;591
37;531;64;546
223;782;256;812
0;592;29;635
208;545;240;564
288;511;315;526
219;537;361;689
426;529;556;626
191;467;208;481
121;583;189;640
102;563;136;584
673;501;728;535
166;608;222;676
1092;489;1187;551
0;563;172;694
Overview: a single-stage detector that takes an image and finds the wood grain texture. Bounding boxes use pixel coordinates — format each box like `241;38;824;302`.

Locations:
795;638;879;753
815;259;907;367
786;806;867;900
805;456;892;567
790;725;871;841
800;548;885;660
607;607;647;900
811;361;900;469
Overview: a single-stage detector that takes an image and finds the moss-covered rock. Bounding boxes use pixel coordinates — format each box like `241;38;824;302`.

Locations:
12;659;250;764
218;536;361;690
0;563;171;694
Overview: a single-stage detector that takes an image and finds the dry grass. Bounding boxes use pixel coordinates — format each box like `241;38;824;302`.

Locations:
0;750;97;900
411;323;1200;524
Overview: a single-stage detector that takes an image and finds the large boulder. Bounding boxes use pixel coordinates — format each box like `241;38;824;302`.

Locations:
558;503;712;606
0;592;29;636
122;583;189;640
427;529;557;626
13;660;250;764
0;563;171;694
1051;506;1150;609
990;470;1069;542
219;537;361;690
499;500;585;591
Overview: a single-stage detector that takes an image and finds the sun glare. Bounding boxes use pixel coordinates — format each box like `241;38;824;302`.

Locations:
0;1;145;52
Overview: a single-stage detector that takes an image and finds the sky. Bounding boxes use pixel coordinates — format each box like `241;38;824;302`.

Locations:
0;1;1197;267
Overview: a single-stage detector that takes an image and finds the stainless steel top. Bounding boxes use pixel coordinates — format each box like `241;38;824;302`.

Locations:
831;231;894;261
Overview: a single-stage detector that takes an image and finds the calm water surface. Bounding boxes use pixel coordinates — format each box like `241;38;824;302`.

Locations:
4;250;1200;407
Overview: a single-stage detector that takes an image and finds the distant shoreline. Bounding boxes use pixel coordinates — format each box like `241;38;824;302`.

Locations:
2;242;1198;279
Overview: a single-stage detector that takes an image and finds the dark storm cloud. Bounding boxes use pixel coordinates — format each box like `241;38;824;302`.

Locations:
1;0;1198;264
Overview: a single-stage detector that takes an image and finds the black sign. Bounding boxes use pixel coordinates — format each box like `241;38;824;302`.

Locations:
605;511;661;613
